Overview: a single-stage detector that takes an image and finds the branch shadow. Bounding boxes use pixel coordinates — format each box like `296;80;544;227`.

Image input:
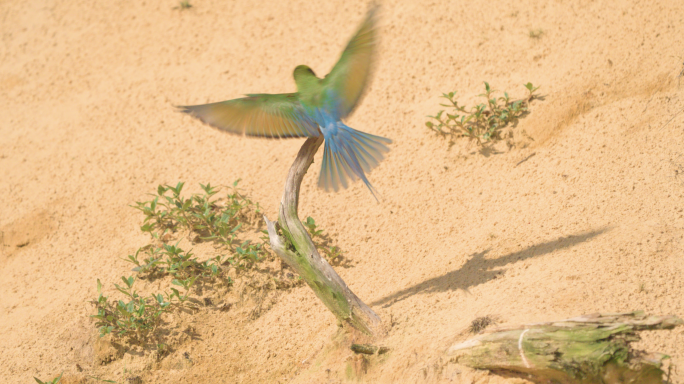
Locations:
371;228;608;308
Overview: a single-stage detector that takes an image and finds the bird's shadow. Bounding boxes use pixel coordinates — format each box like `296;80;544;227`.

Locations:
371;228;608;308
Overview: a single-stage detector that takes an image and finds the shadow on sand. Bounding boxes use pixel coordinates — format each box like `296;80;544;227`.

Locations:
371;228;608;308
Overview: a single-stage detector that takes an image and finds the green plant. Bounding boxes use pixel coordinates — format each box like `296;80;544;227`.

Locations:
174;1;192;10
92;181;273;344
133;182;262;247
91;278;175;341
303;217;323;237
303;216;345;264
93;181;314;345
529;29;544;39
156;343;170;361
130;181;267;270
426;82;539;145
126;242;226;280
639;282;647;293
34;373;62;384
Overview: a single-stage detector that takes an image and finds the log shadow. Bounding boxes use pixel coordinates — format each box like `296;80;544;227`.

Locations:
371;228;608;308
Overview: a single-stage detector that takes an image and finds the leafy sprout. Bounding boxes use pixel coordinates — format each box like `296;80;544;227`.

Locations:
34;373;62;384
303;216;345;264
90;277;172;341
173;1;192;10
426;82;539;145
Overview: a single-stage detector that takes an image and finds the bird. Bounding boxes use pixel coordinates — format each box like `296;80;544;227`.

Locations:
177;6;391;200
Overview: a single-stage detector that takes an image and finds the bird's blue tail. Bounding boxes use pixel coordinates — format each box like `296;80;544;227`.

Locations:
319;123;391;200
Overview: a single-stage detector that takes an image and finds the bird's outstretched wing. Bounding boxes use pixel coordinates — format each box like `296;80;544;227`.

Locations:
322;6;378;119
178;93;320;138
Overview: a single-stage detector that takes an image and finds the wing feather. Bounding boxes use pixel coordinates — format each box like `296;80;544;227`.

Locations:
178;93;320;139
322;6;378;118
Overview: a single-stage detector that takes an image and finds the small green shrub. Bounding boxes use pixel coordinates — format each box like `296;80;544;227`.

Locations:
91;277;180;340
529;29;544;39
426;82;539;145
92;181;335;345
93;181;269;344
34;373;62;384
173;1;192;10
303;216;345;264
125;243;224;280
130;181;266;269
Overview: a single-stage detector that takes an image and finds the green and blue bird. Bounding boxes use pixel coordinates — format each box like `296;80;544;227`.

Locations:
178;7;391;199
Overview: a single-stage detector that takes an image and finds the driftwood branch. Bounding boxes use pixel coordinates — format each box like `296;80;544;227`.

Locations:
447;311;683;384
264;136;383;336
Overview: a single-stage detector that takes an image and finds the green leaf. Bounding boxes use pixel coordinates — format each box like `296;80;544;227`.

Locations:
140;223;155;232
114;284;130;297
230;223;242;233
524;82;539;93
97;279;102;293
124;276;134;288
174;181;185;195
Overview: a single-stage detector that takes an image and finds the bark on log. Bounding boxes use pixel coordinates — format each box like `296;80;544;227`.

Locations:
447;311;683;384
351;343;390;355
264;136;383;336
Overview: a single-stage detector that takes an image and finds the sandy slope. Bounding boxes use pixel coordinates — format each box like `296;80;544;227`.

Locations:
1;0;684;383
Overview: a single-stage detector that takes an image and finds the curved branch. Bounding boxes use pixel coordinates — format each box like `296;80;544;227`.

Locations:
264;136;383;336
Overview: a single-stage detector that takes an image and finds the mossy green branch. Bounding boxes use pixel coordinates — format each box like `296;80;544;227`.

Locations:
264;136;383;336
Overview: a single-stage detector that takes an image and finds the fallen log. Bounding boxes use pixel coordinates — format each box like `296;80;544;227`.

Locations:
447;311;682;384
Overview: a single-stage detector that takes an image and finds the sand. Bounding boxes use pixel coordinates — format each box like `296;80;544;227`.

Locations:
1;0;684;383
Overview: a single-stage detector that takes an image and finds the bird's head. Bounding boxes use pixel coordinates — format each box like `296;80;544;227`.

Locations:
294;65;316;79
293;65;319;92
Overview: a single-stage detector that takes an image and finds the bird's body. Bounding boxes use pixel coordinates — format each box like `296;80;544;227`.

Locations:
178;7;390;198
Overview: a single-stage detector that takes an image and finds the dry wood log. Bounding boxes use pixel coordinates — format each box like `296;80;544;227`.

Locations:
447;311;682;384
264;136;383;336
